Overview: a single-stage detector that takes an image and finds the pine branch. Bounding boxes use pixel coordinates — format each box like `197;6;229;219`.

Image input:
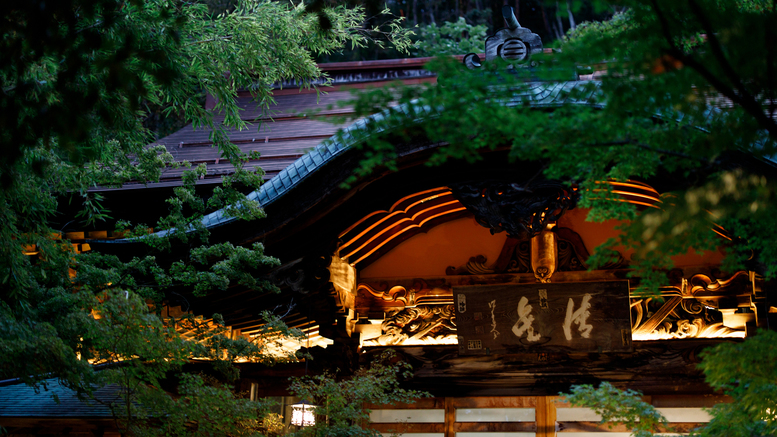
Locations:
649;0;777;139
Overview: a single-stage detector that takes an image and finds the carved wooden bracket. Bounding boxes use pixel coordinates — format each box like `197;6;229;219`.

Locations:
361;305;457;346
448;180;578;240
357;279;452;310
629;270;764;338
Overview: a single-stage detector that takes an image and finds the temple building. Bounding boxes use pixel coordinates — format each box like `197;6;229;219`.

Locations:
2;7;774;437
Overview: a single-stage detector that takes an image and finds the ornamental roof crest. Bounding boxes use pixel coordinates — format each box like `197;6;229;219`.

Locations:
464;5;543;69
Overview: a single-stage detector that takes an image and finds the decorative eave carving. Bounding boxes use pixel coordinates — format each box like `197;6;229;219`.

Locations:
361;305;458;346
357;279;452;309
329;256;358;336
356;269;761;346
348;184;763;346
630;271;758;340
448;180;579;240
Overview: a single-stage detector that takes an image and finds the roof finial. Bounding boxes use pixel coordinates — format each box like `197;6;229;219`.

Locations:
503;5;521;30
463;5;542;69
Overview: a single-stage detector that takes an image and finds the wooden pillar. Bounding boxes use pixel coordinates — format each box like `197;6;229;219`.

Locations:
444;397;455;437
535;396;557;437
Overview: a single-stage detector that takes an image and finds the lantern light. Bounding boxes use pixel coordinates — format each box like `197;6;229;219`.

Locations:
291;400;316;427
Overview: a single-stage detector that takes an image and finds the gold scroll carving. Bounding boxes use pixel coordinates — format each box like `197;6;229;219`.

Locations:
630;271;757;340
358;271;758;346
361;305;458;346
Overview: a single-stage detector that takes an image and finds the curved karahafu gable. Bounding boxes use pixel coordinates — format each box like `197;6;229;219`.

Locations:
90;77;768;362
86;17;774;399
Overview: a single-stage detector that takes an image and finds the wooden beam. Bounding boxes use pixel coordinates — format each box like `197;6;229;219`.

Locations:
445;397;455;437
454;422;535;432
558;421;707;433
651;394;732;407
369;423;444;433
536;396;557;437
451;396;536;408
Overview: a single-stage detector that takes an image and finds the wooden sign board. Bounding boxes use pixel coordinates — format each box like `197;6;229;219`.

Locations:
453;281;632;355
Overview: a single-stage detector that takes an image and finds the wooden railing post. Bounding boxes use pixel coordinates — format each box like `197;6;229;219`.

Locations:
535;396;557;437
444;397;455;437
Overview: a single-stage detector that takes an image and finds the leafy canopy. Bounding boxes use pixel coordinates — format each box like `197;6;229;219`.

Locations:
0;0;413;434
338;0;777;433
338;0;777;293
564;330;777;437
414;17;488;57
288;351;428;437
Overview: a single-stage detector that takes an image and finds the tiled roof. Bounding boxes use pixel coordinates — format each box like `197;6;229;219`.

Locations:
149;91;355;187
196;80;603;230
104;74;766;238
0;379;122;418
98;80;603;240
95;58;437;191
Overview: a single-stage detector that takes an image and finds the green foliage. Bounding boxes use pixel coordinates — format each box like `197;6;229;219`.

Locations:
564;382;668;437
697;330;777;437
287;351;428;437
414;18;488;57
340;0;777;294
563;331;777;437
261;412;287;437
131;373;268;437
0;0;412;435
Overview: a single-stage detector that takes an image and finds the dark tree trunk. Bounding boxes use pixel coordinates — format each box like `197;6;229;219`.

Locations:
460;0;470;17
490;0;508;32
540;3;552;37
555;1;564;38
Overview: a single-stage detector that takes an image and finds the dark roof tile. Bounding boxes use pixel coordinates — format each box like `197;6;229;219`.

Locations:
0;379;122;418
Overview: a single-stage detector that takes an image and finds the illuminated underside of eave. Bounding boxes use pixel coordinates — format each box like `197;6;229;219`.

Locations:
338;182;662;269
172;312;333;362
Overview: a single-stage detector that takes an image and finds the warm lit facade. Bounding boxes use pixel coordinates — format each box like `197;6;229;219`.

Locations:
3;13;774;437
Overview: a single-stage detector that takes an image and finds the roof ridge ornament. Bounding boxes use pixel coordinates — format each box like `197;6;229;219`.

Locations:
463;5;543;69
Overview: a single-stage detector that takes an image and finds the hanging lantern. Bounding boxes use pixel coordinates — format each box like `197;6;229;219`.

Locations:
291;400;316;427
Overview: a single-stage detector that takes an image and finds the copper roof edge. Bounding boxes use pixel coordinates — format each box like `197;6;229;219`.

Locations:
317;55;477;71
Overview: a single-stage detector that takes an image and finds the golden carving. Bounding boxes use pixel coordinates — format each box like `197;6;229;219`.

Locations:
358;271;758;342
684;271;752;309
357;279;453;309
687;271;750;293
632;319;744;340
632;296;682;336
630;271;756;340
329;256;358;335
362;305;457;346
358;283;417;307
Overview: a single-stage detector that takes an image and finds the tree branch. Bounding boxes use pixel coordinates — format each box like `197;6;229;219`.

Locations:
186;35;233;46
766;26;776;119
587;140;704;162
649;0;777;139
686;0;750;96
76;20;103;34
